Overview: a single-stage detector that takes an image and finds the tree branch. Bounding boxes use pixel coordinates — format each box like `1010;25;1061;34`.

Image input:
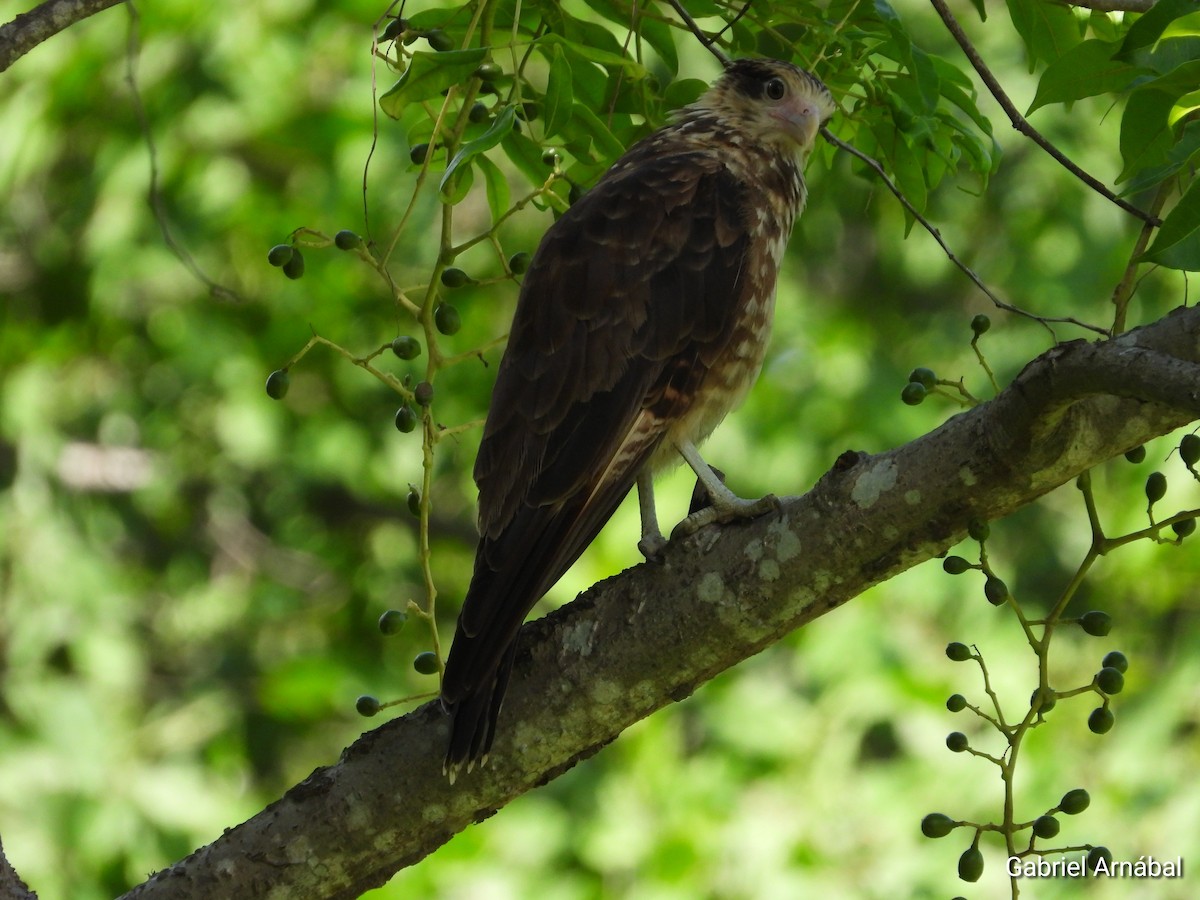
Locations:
928;0;1160;227
114;304;1200;899
0;0;124;73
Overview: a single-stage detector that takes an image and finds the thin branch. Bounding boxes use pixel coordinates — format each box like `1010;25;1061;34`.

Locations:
820;127;1111;338
929;0;1160;227
123;5;240;301
664;0;731;65
0;0;122;72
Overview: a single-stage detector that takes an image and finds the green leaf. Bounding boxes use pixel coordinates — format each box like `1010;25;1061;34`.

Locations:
1170;89;1200;126
476;154;511;223
1028;39;1145;114
439;156;474;204
874;0;940;113
1118;87;1178;182
563;104;627;165
663;78;708;110
535;33;647;78
1141;176;1200;270
1120;119;1200;195
1119;0;1199;58
1005;0;1085;71
441;106;516;191
380;48;488;119
501;129;552;188
542;44;574;139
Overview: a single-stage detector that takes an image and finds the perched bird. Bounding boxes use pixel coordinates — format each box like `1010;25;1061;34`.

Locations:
441;57;835;777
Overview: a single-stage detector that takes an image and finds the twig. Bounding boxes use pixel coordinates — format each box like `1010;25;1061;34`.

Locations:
664;0;730;65
1111;180;1172;335
821;127;1111;339
124;4;240;302
929;0;1160;227
0;0;123;72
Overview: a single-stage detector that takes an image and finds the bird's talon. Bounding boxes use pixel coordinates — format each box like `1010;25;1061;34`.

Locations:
638;533;669;562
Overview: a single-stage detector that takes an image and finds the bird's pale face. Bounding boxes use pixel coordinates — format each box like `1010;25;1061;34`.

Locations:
696;60;836;159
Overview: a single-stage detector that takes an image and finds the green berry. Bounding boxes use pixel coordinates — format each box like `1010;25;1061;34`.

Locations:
394;405;418;433
1079;610;1112;636
509;251;532;274
1124;445;1146;463
1030;687;1057;713
413;650;439;674
1087;846;1112;872
474;61;502;81
1095;666;1125;695
1032;815;1060;839
984;576;1008;606
435;303;462;335
413;381;434;407
391;335;422;360
970;314;991;336
967;518;990;542
1101;650;1128;673
1172;517;1196;538
425;28;454;51
355;695;381;717
410;142;431;165
406;486;421;516
957;846;984;882
943;555;972;575
282;248;305;280
908;367;936;389
1180;433;1200;466
378;609;407;635
901;381;927;406
946;642;972;662
267;244;294;267
334;229;361;250
440;267;470;288
1088;706;1115;734
921;813;955;838
1059;788;1090;815
381;18;407;41
946;731;969;752
541;147;561;167
1145;471;1167;504
468;101;489;123
946;693;967;712
265;369;290;400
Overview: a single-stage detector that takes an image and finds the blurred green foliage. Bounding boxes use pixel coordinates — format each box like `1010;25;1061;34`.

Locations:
1;0;1197;897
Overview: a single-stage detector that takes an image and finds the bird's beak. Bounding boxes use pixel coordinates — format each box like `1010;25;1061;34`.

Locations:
771;98;824;149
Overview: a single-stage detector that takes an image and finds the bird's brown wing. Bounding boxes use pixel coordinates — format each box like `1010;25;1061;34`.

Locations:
442;149;754;765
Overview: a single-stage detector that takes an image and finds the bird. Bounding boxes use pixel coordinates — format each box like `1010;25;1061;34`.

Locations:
440;57;835;779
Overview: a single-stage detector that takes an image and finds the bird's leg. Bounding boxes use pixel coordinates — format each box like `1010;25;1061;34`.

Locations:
636;470;669;561
672;440;780;539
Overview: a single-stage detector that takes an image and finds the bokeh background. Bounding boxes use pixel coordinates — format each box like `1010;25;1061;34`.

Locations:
1;1;1197;897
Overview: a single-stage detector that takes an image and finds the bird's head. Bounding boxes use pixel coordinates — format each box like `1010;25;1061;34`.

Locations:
691;58;835;158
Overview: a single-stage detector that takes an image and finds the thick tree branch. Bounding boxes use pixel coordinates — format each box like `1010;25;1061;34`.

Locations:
0;0;123;73
120;305;1200;899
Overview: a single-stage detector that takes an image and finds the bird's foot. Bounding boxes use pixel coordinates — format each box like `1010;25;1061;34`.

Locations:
671;492;780;540
638;527;669;562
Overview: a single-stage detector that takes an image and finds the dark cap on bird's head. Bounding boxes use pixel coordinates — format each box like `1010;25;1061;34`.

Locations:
688;58;836;155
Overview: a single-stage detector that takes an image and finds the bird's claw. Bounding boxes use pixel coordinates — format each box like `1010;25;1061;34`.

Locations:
671;492;780;540
638;530;669;562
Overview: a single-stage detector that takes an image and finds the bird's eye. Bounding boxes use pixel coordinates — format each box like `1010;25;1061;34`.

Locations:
765;77;786;101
